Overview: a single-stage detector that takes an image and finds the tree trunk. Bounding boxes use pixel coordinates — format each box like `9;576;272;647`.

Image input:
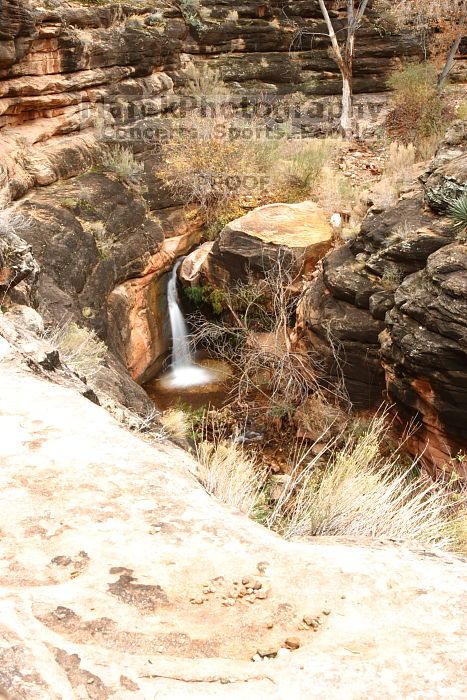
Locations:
340;69;353;139
437;35;462;91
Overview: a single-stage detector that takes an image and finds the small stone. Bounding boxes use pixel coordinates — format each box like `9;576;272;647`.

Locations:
303;615;321;629
266;621;274;629
322;609;331;615
297;622;308;631
256;590;268;600
252;654;261;662
284;637;301;650
246;588;253;594
242;577;251;586
257;647;277;658
276;647;291;657
251;580;262;590
87;679;94;684
257;561;269;574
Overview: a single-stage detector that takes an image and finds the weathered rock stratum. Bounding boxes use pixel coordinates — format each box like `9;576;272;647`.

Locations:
0;334;466;699
295;122;467;466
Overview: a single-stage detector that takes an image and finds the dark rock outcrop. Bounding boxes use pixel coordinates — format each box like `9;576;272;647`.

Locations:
295;123;467;465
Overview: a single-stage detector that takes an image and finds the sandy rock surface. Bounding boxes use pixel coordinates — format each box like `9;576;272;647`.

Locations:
0;346;465;699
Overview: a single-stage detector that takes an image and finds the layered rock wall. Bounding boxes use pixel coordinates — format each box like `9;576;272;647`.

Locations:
295;123;467;466
0;0;446;392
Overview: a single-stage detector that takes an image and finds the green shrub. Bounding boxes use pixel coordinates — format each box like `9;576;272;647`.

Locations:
175;0;205;31
386;62;451;155
184;284;226;315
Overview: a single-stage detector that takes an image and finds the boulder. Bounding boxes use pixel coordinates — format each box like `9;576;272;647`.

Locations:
201;200;334;287
179;241;214;287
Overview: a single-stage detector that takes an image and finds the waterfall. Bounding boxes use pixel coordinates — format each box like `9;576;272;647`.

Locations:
165;259;213;388
167;260;192;369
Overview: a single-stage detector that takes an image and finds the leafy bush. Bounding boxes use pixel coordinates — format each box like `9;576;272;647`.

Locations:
101;145;144;183
184;284;226;315
173;0;205;31
157;109;337;225
448;194;467;241
157;109;267;222
386;63;451;155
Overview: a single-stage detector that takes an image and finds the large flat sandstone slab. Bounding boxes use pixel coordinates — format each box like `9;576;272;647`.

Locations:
196;201;334;287
0;346;465;698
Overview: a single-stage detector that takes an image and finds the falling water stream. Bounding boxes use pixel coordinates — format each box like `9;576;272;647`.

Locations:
162;260;216;389
144;258;233;408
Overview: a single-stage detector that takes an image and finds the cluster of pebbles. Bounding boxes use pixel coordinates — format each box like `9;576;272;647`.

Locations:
252;612;331;662
188;567;332;663
189;575;270;607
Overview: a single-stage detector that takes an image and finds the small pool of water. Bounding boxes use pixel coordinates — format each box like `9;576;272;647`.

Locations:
144;356;233;411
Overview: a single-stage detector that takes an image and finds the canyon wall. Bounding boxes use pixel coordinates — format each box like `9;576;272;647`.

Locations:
295;123;467;466
0;0;447;400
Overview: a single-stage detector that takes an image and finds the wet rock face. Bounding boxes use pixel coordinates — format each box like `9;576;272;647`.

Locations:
296;126;467;465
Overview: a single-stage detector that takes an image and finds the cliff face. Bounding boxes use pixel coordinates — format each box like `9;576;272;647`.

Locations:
295;123;467;467
0;0;422;390
0;0;420;202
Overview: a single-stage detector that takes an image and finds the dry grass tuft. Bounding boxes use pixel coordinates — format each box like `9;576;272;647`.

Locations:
101;145;144;183
45;322;106;379
159;409;190;440
372;142;416;208
195;425;267;515
266;415;465;549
